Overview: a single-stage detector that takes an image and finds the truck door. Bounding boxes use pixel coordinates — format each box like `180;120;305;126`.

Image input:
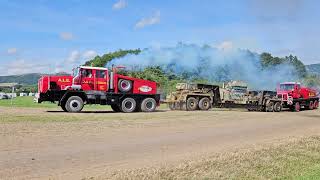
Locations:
95;70;108;91
81;69;94;91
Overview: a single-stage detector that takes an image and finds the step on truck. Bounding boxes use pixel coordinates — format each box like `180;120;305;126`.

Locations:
36;66;160;113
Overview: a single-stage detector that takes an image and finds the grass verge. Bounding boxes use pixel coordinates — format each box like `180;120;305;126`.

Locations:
98;136;320;180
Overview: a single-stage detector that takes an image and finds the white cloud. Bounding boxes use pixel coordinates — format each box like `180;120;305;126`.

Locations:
135;11;161;29
112;0;127;10
3;59;50;75
216;41;234;50
60;32;74;40
7;48;17;55
66;50;81;63
83;50;97;59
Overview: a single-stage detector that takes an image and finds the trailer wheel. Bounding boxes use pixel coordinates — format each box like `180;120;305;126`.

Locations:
140;98;157;112
199;97;211;110
265;102;274;112
314;100;319;109
121;97;136;113
186;97;198;111
65;96;84;113
111;104;121;112
273;102;282;112
118;79;132;92
294;102;300;112
308;101;314;110
168;103;175;110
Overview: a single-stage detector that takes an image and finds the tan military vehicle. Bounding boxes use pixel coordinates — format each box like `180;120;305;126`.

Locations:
219;80;249;107
165;83;221;111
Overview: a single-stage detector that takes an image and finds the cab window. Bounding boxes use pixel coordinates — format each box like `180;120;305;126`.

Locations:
96;70;106;78
82;69;93;78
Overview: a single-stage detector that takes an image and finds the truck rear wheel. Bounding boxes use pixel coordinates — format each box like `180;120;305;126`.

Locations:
65;96;84;113
199;97;211;110
187;97;198;111
121;97;136;113
273;102;282;112
140;98;157;112
314;100;319;109
265;102;274;112
308;101;314;110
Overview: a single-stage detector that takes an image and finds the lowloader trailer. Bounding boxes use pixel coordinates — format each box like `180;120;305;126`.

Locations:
165;82;319;112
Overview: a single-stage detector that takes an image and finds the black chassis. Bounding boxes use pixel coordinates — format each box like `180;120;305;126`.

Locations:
37;90;161;107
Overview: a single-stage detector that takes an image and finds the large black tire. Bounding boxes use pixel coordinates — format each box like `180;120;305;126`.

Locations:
65;96;84;113
265;102;274;112
118;79;132;92
199;97;211;111
314;100;319;109
168;103;175;110
294;102;300;112
121;97;136;113
61;103;68;112
186;97;198;111
111;104;121;112
273;102;282;112
140;98;157;112
308;101;314;110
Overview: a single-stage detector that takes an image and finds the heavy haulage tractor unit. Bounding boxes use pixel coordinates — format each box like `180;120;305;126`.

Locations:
276;82;319;112
165;83;221;111
36;66;160;113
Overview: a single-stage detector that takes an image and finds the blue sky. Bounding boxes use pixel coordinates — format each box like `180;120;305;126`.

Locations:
0;0;319;75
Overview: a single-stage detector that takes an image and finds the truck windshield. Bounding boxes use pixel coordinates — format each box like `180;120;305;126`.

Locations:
232;86;247;93
280;84;295;91
73;68;80;77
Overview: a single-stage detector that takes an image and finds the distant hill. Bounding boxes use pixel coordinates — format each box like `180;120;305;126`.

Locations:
0;72;70;85
306;63;320;75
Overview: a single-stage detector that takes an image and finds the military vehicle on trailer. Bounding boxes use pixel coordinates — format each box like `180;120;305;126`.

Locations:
165;83;221;111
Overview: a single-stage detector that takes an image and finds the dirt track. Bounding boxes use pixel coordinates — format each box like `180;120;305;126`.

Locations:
1;107;320;179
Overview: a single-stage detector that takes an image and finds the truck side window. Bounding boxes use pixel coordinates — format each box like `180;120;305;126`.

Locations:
96;70;106;78
82;69;93;78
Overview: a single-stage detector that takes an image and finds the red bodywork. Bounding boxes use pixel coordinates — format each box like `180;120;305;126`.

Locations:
38;67;157;95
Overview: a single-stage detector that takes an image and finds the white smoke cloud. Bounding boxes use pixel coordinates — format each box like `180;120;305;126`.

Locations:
107;43;298;89
135;11;160;29
112;0;127;10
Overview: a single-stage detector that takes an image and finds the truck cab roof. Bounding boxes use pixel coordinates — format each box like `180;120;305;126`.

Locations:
79;66;108;71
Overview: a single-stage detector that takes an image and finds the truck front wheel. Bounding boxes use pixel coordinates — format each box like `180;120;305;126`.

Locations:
294;102;300;112
65;96;84;113
265;102;274;112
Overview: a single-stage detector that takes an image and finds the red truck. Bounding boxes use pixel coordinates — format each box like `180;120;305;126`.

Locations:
36;66;160;113
277;82;319;112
